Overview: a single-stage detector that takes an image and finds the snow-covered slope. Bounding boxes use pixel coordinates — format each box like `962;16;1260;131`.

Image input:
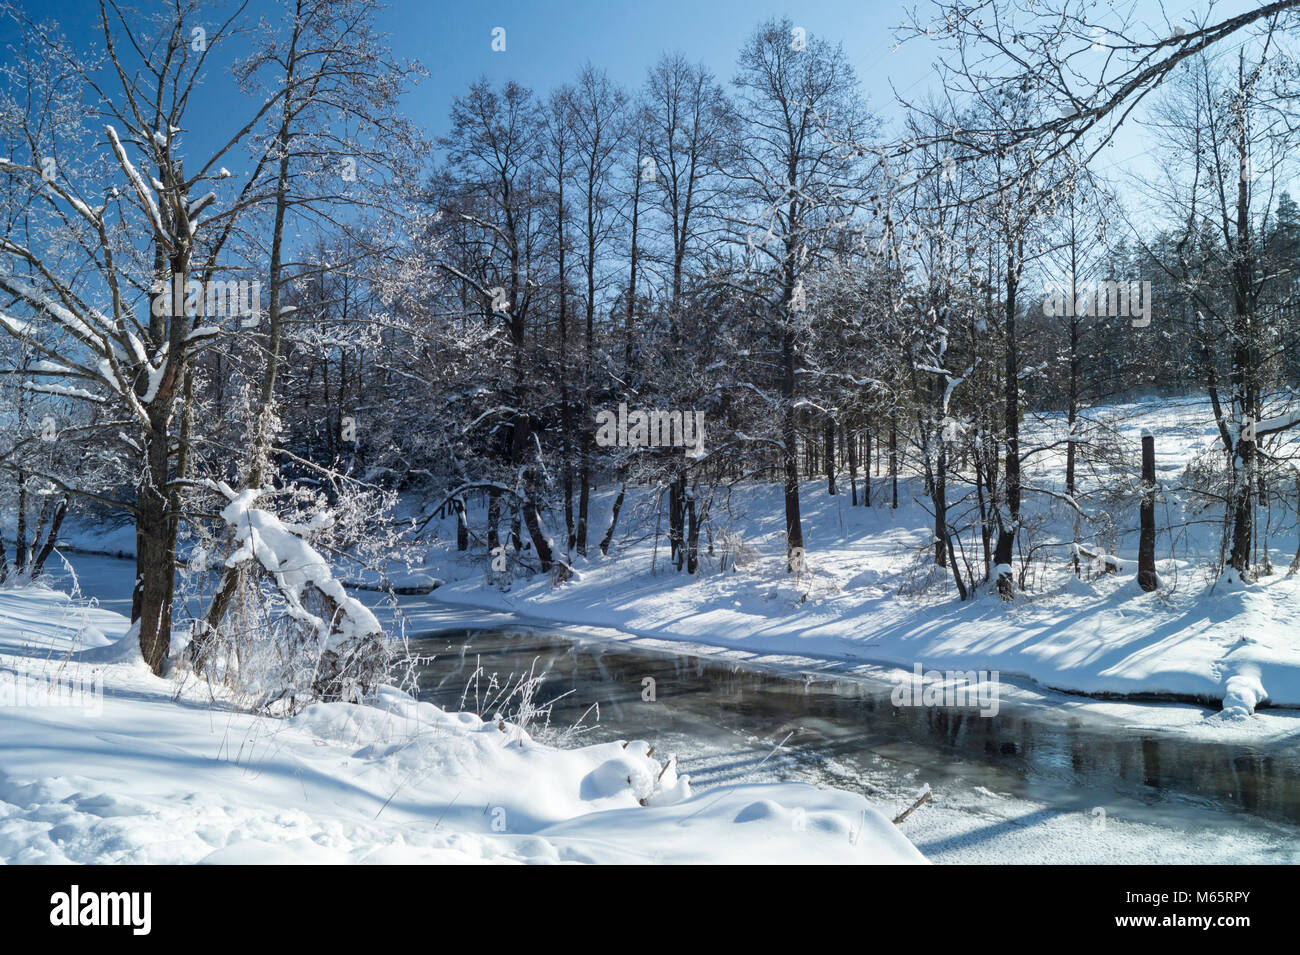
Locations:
418;396;1300;721
429;512;1300;717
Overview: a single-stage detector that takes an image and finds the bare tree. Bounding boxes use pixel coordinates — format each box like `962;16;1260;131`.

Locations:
0;2;294;672
437;79;555;571
732;17;873;570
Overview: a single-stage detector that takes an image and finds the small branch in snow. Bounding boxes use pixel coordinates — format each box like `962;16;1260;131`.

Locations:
893;785;932;825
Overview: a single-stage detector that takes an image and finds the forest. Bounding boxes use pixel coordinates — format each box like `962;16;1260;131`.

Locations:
0;0;1297;873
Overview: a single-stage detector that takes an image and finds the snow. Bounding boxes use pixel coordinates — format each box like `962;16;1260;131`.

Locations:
1255;409;1300;438
215;484;382;649
138;348;169;403
18;390;1298;863
426;493;1300;721
61;191;102;223
0;312;31;336
0;582;923;865
188;192;216;213
419;395;1300;727
0;270;98;342
105;125;164;236
24;382;105;403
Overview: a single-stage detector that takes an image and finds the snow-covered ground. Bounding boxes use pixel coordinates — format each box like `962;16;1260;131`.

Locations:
9;393;1297;865
0;581;923;864
412;396;1300;729
10;554;1298;865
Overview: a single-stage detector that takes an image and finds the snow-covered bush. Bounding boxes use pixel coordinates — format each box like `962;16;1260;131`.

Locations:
185;482;394;710
715;527;758;573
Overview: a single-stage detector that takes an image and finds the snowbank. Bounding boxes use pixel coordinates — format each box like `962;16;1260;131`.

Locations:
0;584;923;864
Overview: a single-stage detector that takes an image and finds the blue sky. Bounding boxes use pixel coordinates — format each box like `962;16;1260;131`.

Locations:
3;0;1287;201
375;0;938;136
372;0;1261;152
4;1;929;169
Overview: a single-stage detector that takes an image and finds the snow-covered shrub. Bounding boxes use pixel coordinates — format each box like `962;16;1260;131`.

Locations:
549;557;575;587
185;482;393;710
897;545;954;598
1181;447;1230;517
715;527;758;572
1180;448;1237;580
1016;512;1058;591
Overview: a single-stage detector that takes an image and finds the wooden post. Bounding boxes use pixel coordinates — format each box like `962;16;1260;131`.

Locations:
1138;430;1157;592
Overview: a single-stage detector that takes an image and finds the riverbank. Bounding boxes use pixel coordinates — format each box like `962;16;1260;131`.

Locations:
0;579;924;864
413;395;1300;726
49;398;1300;727
422;479;1300;729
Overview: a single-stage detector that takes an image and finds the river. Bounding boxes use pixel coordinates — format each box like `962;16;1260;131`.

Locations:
53;550;1300;864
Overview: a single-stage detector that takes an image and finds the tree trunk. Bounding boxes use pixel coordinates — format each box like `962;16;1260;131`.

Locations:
974;448;991;581
600;474;626;556
521;492;554;570
23;494;51;578
889;416;898;509
14;471;28;572
934;442;948;568
454;497;469;551
825;420;836;495
946;527;968;601
686;481;699;574
557;172;574;552
999;240;1023;598
30;493;70;578
1066;314;1080;498
782;329;804;567
847;426;859;506
993;527;1015;599
576;430;591;557
1227;103;1258;578
487;489;501;552
1138;432;1158;592
134;407;176;674
625;148;641;373
863;431;871;505
1228;449;1253;576
669;468;687;572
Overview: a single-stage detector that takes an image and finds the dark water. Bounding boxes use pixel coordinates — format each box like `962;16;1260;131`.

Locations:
410;627;1300;832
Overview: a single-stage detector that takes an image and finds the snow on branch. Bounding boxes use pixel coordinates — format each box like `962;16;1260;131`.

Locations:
105;125;165;238
209;482;383;655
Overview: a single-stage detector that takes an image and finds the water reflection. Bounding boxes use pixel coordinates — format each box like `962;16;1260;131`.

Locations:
410;628;1300;827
